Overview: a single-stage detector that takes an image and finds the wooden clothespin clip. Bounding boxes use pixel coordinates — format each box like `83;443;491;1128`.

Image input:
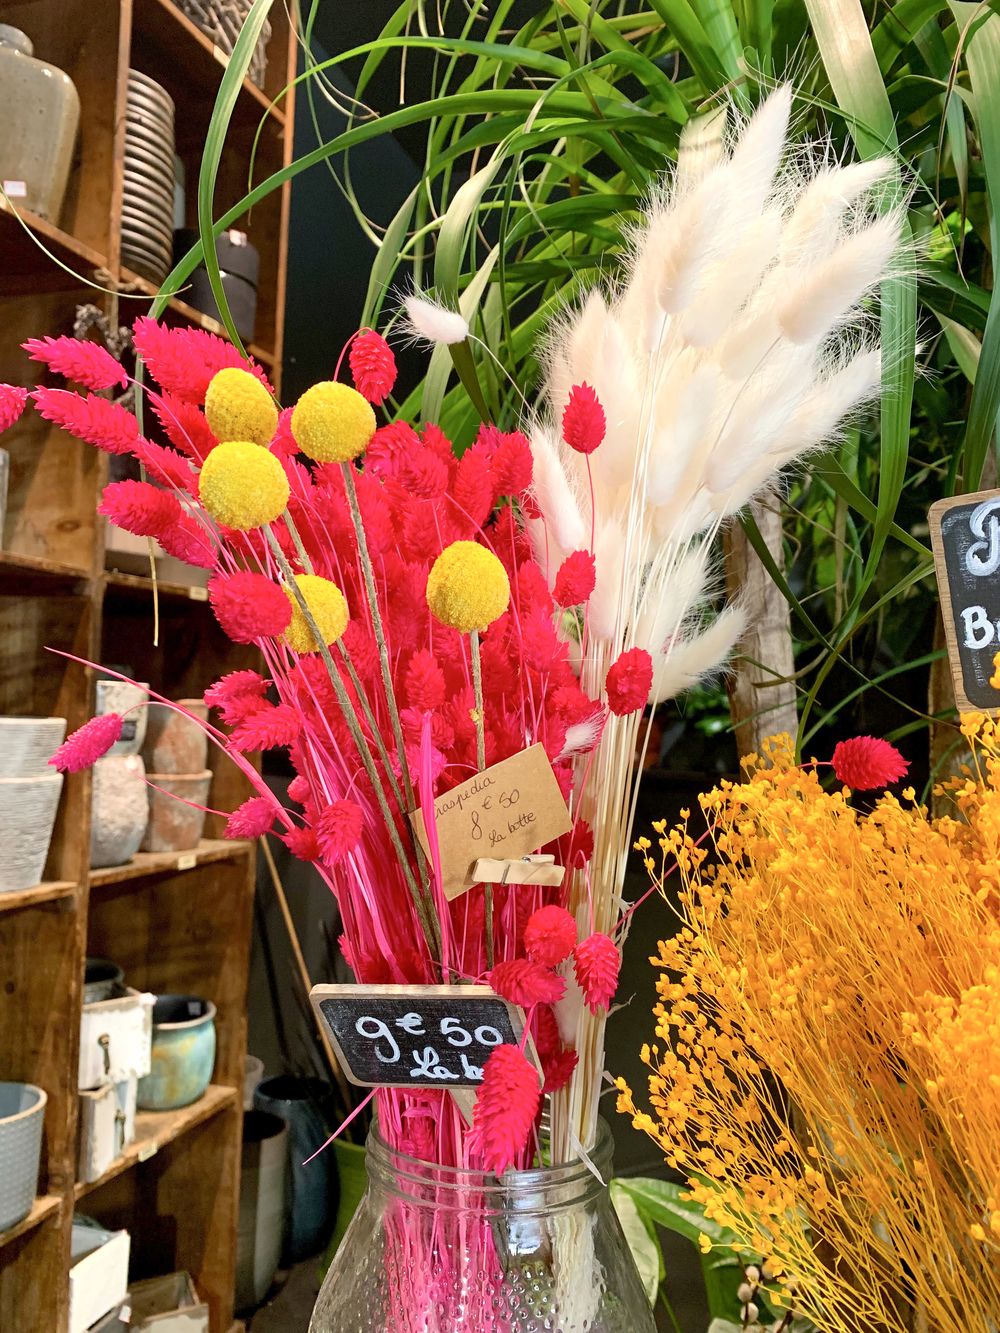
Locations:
472;853;565;888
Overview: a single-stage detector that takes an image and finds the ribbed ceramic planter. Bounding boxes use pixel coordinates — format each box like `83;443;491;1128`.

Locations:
141;701;208;774
141;770;211;852
235;1110;288;1312
0;772;63;892
137;996;216;1111
0;1081;46;1230
95;680;148;758
0;716;66;779
253;1076;339;1263
90;755;149;869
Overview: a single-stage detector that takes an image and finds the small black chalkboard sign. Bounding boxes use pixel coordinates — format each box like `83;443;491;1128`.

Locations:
930;489;1000;713
309;984;538;1090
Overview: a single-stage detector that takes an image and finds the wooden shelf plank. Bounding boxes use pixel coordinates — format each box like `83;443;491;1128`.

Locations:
0;1194;62;1250
75;1084;237;1200
89;839;252;888
133;0;287;128
0;880;77;915
0;550;92;589
0;198;107;288
104;568;211;602
119;266;277;367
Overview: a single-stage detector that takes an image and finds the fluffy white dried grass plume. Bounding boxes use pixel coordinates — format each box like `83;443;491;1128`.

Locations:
400;293;469;345
538;85;906;1162
531;84;904;706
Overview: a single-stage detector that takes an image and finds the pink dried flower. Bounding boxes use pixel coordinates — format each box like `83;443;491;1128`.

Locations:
467;1044;541;1174
573;932;620;1014
157;514;217;570
404;649;446;711
225;796;276;840
287;775;310;804
605;647;653;716
270;406;299;458
32;387;139;455
488;958;566;1007
204;670;270;723
50;713;123;772
99;480;182;538
229;702;302;753
561;383;605;454
148;391;217;463
133;317;272;404
831;736;909;790
316;800;363;865
349;329;397;406
283;825;320;861
523;905;577;967
0;384;29;432
541;1046;578;1094
132;438;196;491
208;571;292;644
553;550;596;607
22;336;127;391
489;431;533;496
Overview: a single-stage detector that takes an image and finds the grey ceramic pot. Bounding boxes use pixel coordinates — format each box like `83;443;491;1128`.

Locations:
252;1076;339;1263
0;1081;46;1230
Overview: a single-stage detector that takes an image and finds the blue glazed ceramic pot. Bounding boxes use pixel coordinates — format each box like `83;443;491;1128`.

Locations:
253;1075;339;1263
137;995;216;1111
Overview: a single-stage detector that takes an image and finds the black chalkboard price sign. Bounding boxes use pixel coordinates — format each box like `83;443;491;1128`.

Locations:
309;984;539;1090
930;488;1000;712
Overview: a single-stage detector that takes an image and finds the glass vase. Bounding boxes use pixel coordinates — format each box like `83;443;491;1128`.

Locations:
309;1117;655;1333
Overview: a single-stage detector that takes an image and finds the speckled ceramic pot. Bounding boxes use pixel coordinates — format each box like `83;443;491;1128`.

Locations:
141;769;211;852
90;755;149;869
0;26;79;223
137;995;216;1111
95;680;148;758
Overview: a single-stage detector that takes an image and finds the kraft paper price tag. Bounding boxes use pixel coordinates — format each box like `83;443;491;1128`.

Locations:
411;743;572;900
310;984;539;1090
930;489;1000;713
176;852;197;871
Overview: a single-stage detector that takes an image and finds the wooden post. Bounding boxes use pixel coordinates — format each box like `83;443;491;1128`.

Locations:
723;491;799;755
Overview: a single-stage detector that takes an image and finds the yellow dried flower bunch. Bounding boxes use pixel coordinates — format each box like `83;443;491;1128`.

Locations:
618;720;1000;1333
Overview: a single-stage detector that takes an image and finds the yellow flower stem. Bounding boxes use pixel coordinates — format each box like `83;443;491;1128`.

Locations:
264;524;442;962
470;627;494;969
340;464;415;809
281;511;408;816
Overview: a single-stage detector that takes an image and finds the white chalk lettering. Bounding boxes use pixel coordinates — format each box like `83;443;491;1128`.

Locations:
409;1046;459;1080
395;1012;425;1036
356;1016;401;1064
961;605;997;649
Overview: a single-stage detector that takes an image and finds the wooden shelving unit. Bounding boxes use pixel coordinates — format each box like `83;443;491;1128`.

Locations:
0;1;296;1328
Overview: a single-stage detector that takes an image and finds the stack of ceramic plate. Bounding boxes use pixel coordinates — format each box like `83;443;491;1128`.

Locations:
122;71;176;284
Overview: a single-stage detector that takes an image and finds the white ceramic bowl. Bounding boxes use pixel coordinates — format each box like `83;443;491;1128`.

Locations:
0;773;63;891
0;717;66;779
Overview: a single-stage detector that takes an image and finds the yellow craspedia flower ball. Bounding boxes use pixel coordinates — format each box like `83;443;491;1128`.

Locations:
283;574;349;653
204;367;278;446
199;440;289;530
426;541;510;634
291;381;376;463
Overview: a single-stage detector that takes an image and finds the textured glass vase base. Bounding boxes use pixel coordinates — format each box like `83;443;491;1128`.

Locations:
308;1121;655;1333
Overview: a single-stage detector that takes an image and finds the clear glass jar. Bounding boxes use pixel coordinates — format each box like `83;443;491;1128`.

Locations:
310;1118;655;1333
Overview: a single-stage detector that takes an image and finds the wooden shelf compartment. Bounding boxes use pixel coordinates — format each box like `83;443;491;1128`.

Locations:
0;199;108;294
104;567;211;603
0;1198;70;1331
0;287;108;577
7;0;123;264
131;0;288;132
90;838;251;888
87;854;254;1089
117;267;277;368
0;549;93;590
0;1194;62;1251
75;1092;242;1333
75;1083;236;1200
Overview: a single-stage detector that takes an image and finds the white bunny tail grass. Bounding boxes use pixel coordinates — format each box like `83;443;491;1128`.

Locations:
535;85;907;1164
400;292;469;345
